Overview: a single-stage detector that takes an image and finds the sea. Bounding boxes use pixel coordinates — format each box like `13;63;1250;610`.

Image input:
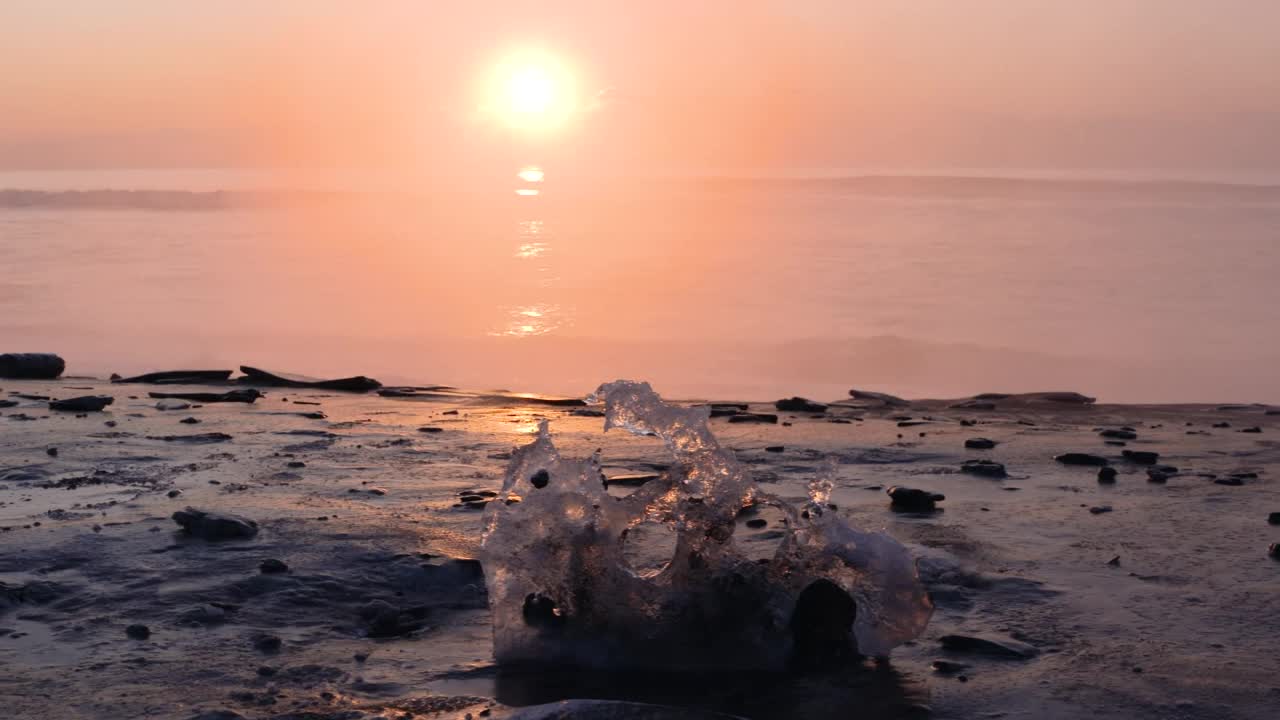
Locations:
2;167;1279;403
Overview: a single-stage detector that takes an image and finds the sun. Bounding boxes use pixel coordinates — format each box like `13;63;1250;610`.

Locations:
487;50;577;132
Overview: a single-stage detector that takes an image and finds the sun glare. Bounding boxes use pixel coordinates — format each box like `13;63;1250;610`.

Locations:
488;50;576;132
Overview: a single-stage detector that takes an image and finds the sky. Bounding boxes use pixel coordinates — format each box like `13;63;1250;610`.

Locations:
3;1;1280;175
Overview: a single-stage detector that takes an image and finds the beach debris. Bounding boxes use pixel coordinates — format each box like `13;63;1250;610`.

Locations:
259;559;289;574
0;353;65;379
150;389;260;404
238;365;381;392
1098;467;1118;484
1121;450;1160;465
727;412;778;424
48;395;113;412
940;634;1038;659
1099;429;1138;440
964;438;998;449
172;507;259;540
111;370;233;384
150;432;233;443
848;389;910;407
479;380;932;670
774;397;827;413
156;399;192;411
888;486;946;511
1055;453;1110;466
959;459;1007;479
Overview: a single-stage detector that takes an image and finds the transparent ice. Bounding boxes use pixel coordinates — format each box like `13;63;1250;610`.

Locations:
479;380;933;670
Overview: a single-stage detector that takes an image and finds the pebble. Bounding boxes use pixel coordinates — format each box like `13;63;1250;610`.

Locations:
259;558;289;574
1055;453;1109;466
745;518;768;529
1097;467;1118;484
1269;512;1280;525
1121;450;1160;465
1089;505;1113;515
960;459;1007;478
179;417;201;424
964;438;997;449
1099;429;1138;440
887;486;945;512
125;624;151;640
46;447;57;457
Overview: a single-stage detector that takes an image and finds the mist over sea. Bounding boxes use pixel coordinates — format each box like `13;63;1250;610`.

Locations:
3;168;1278;403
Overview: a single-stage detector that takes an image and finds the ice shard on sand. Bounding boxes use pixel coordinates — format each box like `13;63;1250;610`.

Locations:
480;380;932;670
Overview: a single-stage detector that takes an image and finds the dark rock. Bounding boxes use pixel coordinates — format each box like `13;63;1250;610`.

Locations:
360;599;429;637
150;432;233;443
167;489;182;498
1107;555;1121;566
1097;467;1118;484
1214;477;1244;486
939;634;1039;659
959;459;1007;479
1147;466;1178;483
0;353;65;379
149;389;261;404
1099;429;1138;440
745;518;768;529
286;461;305;468
1212;422;1231;428
0;399;17;408
45;447;58;457
179;416;201;424
1269;512;1280;525
706;405;744;418
259;558;289;574
256;665;277;677
1270;543;1280;560
49;395;114;412
887;486;945;512
931;659;969;674
1089;505;1113;514
1055;453;1110;466
1121;450;1160;465
188;711;247;720
418;426;444;433
172;507;258;540
964;438;997;449
239;365;382;392
848;389;910;407
111;370;233;384
897;420;930;427
125;624;151;640
728;413;778;424
1240;426;1263;434
530;469;550;488
764;445;784;453
774;397;827;413
253;634;282;653
790;579;858;668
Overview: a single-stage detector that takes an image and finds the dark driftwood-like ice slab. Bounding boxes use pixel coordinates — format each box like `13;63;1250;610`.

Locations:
238;365;382;392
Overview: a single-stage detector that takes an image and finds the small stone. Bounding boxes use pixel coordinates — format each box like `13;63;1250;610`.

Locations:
253;634;282;653
960;459;1007;478
287;461;305;468
764;446;785;453
964;438;997;449
745;518;768;529
1268;512;1280;525
172;507;258;540
774;397;827;413
1121;450;1160;465
46;447;57;457
1055;453;1109;466
1240;427;1263;434
1106;555;1121;566
125;624;151;640
419;426;444;433
259;558;289;574
1089;505;1112;514
1270;543;1280;559
1214;477;1244;486
1099;429;1138;440
1147;466;1178;483
179;416;201;424
887;486;945;512
257;665;277;677
1097;467;1118;484
167;489;182;498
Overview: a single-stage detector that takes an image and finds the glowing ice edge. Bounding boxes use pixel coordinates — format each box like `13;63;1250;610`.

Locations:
480;380;933;669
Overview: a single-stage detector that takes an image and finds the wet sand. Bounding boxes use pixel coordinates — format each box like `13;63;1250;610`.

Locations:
2;378;1278;719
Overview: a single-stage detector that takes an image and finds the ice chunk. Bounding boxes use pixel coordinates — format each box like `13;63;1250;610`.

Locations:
479;380;932;670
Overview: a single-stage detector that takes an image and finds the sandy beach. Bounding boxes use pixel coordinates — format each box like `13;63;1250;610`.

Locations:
2;374;1277;720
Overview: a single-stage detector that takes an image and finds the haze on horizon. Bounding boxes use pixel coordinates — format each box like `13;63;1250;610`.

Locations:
3;0;1280;179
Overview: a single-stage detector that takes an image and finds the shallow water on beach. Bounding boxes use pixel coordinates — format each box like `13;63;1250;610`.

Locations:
3;169;1280;403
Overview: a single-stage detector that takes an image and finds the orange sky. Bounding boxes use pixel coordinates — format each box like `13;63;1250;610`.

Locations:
3;1;1279;173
